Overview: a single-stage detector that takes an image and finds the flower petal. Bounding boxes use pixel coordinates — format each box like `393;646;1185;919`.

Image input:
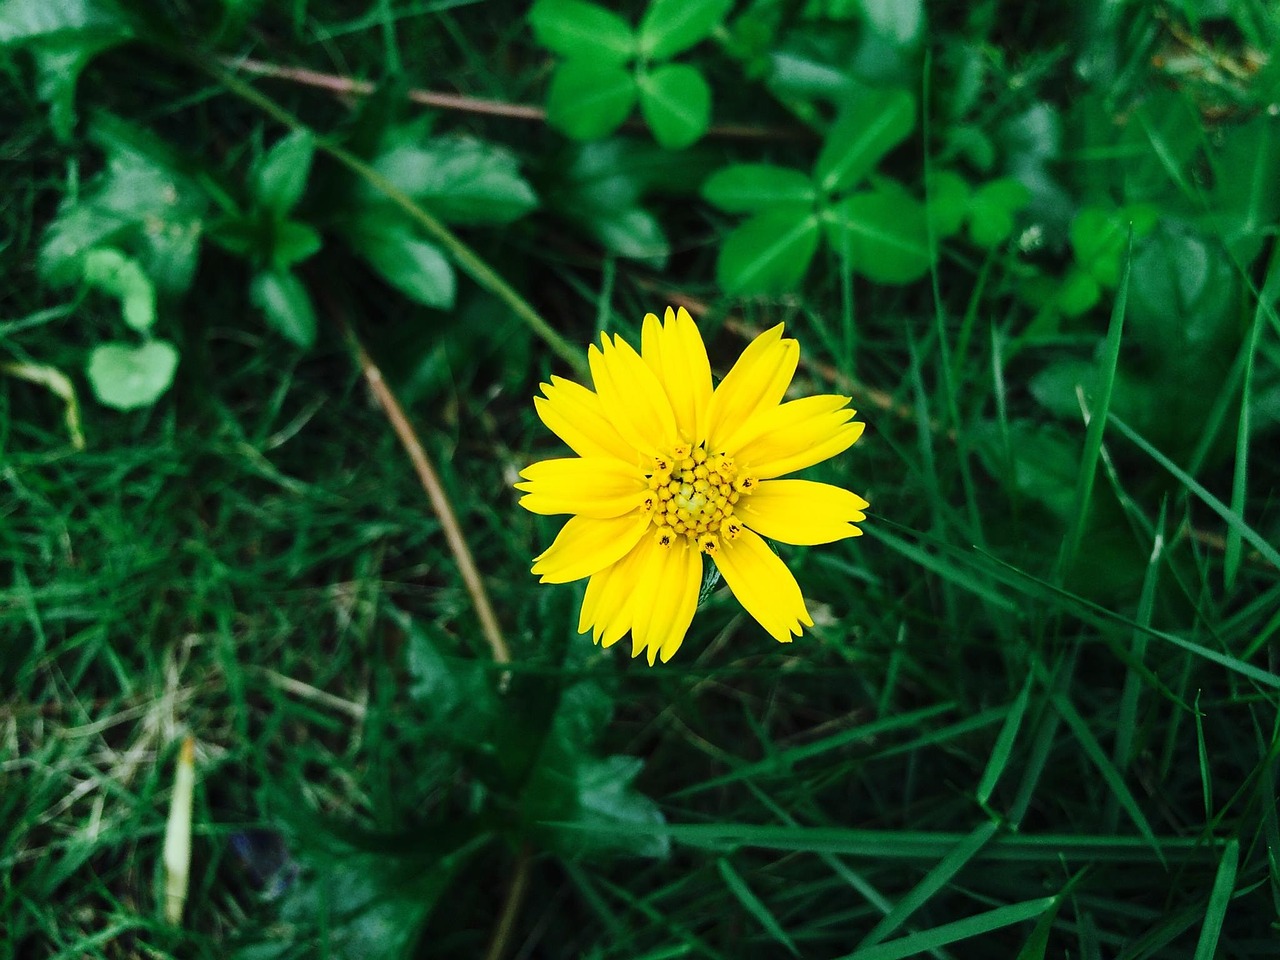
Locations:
532;511;653;583
733;395;865;479
535;375;638;464
736;479;868;545
579;536;650;647
516;457;648;517
642;306;712;444
589;333;680;455
712;529;812;643
706;324;799;452
630;536;702;665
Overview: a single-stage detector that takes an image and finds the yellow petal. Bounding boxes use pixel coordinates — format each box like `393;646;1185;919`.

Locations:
532;511;653;583
736;479;868;545
642;306;712;443
630;536;701;665
733;396;865;479
589;334;680;455
579;537;650;646
535;376;638;464
706;324;799;452
516;457;648;517
712;529;812;643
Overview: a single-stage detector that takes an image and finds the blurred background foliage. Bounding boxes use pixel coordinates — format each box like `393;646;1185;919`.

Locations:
2;0;1279;957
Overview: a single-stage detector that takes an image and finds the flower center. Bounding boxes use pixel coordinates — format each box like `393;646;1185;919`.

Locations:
644;442;756;555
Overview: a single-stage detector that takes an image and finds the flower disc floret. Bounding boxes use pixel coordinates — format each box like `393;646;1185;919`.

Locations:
517;306;869;664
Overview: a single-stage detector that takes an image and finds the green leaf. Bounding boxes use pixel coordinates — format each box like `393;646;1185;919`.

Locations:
270;220;322;269
926;170;969;239
717;858;800;956
967;177;1029;248
843;897;1058;960
702;163;815;213
39;114;206;294
860;0;923;46
637;62;711;150
523;683;668;861
251;129;314;215
351;219;455;309
824;189;932;284
637;0;732;59
1069;205;1157;288
401;611;497;725
0;0;133;141
546;60;637;141
585;206;670;263
370;134;538;225
1054;265;1101;316
82;247;155;331
85;339;178;410
1192;837;1239;960
528;0;635;63
1205;115;1280;265
716;207;820;295
813;88;915;193
250;270;317;349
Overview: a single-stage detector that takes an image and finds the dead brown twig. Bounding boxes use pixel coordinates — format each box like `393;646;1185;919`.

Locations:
221;56;810;141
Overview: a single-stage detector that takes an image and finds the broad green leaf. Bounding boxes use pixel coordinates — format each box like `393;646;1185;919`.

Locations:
523;683;668;860
86;339;178;410
39;114;206;293
1205;115;1280;265
637;62;711;150
528;0;635;63
1054;265;1100;316
400;610;497;725
824;189;932;283
82;247;155;331
716;207;820;295
702;163;815;213
251;129;314;215
813;88;915;193
270;220;322;269
546;60;637;140
967;177;1029;248
926;170;969;238
861;0;923;46
0;0;133;140
370;135;538;225
638;0;732;59
250;270;317;349
351;219;455;309
972;419;1079;520
585;206;670;263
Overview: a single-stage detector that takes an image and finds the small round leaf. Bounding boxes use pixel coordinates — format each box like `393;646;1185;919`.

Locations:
86;340;179;410
824;189;932;284
702;164;815;213
638;63;710;150
250;270;317;349
716;207;820;295
529;0;636;63
547;61;637;141
638;0;732;59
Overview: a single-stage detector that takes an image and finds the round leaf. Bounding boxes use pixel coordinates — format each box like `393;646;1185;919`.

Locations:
813;88;916;194
637;63;710;150
638;0;732;59
702;164;815;213
967;177;1029;248
824;189;932;284
926;170;970;239
250;270;317;349
86;340;179;410
82;247;156;332
716;207;820;295
546;61;637;141
528;0;635;63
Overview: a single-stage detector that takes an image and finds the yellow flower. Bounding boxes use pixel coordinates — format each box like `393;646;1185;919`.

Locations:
518;306;868;664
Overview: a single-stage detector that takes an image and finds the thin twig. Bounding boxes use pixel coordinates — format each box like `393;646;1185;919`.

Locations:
222;55;811;141
339;315;512;664
483;843;533;960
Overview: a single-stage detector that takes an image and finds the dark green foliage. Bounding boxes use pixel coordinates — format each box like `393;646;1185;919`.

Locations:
2;0;1279;958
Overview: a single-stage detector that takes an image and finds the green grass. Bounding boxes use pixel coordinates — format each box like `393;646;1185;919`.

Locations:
3;1;1280;958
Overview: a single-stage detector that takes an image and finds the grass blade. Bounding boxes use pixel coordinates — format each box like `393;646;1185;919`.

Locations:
716;858;799;956
1192;837;1239;960
976;674;1034;808
841;897;1058;960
